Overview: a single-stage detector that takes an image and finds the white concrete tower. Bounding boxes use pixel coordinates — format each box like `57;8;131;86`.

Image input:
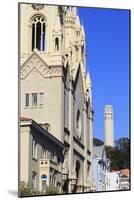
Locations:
104;105;114;147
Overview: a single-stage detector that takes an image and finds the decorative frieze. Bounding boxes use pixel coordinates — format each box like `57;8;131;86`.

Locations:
32;4;44;11
20;53;63;79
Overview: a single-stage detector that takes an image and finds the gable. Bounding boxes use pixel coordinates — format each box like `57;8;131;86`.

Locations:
20;51;50;79
23;67;45;80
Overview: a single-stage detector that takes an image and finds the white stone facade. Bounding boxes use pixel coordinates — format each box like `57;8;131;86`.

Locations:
19;3;93;194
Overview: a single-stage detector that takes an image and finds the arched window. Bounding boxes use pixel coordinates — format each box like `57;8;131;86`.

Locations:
41;147;48;159
31;16;46;51
55;37;59;51
81;44;84;56
32;140;37;159
41;174;47;192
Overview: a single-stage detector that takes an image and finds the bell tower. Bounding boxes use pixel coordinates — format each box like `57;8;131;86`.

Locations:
20;4;66;142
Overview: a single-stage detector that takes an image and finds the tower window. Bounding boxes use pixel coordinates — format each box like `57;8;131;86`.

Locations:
31;16;46;51
81;44;84;56
55;37;59;51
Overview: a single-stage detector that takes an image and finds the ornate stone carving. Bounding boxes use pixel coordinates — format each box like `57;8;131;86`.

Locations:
32;4;44;11
21;53;63;79
68;79;73;91
62;150;68;174
71;167;77;180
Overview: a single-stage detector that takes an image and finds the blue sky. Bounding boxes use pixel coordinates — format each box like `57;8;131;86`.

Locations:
79;7;130;141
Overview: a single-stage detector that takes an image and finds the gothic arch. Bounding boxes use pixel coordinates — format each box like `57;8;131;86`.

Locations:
29;13;48;26
29;13;48;51
55;37;60;51
72;160;82;193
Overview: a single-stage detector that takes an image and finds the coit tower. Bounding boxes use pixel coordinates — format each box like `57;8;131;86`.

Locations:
104;105;114;147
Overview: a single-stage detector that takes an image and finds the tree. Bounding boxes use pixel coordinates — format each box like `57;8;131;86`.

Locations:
105;137;130;171
45;185;59;195
20;182;59;197
20;181;44;197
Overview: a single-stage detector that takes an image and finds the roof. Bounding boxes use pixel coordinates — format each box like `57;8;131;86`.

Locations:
93;145;105;158
120;169;130;177
20;117;65;149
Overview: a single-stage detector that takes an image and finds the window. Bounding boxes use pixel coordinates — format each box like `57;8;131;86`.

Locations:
81;44;84;57
41;175;47;192
51;152;55;160
32;171;37;190
39;92;44;106
25;93;29;107
55;37;59;51
32;140;37;159
41;147;47;159
32;16;46;51
32;93;37;106
54;177;56;186
76;110;82;138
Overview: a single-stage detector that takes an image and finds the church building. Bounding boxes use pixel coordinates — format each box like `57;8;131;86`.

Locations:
19;3;94;194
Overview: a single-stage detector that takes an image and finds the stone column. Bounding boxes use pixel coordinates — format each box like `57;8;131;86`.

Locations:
68;79;74;193
89;107;93;188
34;24;36;49
83;102;87;191
40;23;43;51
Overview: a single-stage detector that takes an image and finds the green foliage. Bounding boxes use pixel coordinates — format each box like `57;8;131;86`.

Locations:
20;181;44;197
105;137;130;171
20;182;60;197
45;185;59;195
93;137;104;146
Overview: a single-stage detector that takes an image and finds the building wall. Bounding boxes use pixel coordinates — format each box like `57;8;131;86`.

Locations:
20;121;64;192
20;3;93;193
21;58;64;142
92;156;98;190
20;126;30;183
92;146;110;192
107;172;120;191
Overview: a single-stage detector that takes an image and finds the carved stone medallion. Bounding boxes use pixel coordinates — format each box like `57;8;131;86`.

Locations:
32;4;44;11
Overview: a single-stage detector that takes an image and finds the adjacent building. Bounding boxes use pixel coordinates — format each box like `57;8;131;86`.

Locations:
106;171;120;191
92;145;110;191
20;117;64;193
19;4;93;194
119;169;130;190
106;169;130;191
